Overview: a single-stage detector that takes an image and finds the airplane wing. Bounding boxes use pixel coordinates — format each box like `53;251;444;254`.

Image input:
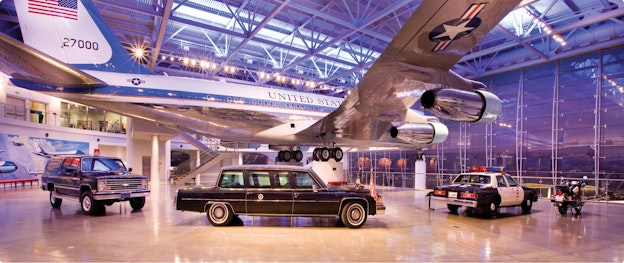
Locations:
298;0;520;145
0;33;104;88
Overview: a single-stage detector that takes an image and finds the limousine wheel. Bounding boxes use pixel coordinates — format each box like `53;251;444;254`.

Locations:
207;202;233;226
341;202;367;229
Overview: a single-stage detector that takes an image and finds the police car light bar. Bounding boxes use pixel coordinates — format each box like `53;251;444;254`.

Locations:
469;166;505;173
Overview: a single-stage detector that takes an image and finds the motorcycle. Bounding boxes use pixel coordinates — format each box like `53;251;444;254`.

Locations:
551;176;587;215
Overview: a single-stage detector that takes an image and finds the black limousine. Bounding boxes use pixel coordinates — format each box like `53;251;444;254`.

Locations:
175;165;385;228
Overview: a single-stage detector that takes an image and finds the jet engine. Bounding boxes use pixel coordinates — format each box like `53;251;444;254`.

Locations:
388;122;448;145
420;88;502;123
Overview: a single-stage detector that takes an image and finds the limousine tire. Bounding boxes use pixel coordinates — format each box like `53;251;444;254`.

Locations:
341;202;367;229
207;202;233;226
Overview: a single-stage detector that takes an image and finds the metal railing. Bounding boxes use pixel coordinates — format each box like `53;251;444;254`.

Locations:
171;148;221;181
345;169;624;200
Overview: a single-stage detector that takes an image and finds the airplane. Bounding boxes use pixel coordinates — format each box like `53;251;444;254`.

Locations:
0;0;520;163
30;140;85;158
0;160;18;173
0;150;19;173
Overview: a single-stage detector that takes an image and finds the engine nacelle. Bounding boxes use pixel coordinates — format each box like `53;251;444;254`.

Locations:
420;88;501;123
389;122;448;145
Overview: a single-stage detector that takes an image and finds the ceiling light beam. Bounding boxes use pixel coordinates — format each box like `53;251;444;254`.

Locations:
460;7;624;63
149;0;174;71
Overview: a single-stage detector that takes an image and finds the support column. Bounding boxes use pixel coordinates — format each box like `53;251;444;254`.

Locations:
125;118;135;170
151;135;159;187
516;71;525;182
165;140;171;184
414;154;426;190
593;51;603;195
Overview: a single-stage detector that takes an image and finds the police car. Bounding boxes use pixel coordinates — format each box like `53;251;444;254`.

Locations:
431;166;538;217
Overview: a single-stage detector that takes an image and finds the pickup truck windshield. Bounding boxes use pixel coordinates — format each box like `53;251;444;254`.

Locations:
453;174;491;185
81;158;127;172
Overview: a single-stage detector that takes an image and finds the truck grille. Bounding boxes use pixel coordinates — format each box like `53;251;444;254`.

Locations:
102;179;145;191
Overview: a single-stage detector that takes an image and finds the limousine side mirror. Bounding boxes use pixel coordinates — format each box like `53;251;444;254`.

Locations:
128;168;133;173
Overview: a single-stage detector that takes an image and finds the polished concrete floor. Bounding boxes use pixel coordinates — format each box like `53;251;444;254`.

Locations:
1;183;623;262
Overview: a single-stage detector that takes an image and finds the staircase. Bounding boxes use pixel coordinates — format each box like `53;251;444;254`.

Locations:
172;149;232;186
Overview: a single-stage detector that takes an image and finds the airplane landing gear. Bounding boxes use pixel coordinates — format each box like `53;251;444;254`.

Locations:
313;147;343;162
277;150;303;162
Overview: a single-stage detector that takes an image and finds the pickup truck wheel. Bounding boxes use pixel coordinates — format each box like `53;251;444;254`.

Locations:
521;196;533;213
341;202;367;229
129;197;146;210
49;191;62;208
80;191;104;216
207;202;233;226
447;204;459;214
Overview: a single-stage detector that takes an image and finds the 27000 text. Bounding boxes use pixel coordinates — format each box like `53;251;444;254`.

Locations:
62;38;99;50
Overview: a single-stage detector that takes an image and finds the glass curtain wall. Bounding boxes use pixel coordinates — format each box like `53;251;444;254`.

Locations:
347;46;624;197
424;45;624;196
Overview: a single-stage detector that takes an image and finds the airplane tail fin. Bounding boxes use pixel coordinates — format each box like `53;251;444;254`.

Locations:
14;0;153;75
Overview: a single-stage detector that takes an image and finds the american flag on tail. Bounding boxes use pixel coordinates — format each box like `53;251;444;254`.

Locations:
28;0;78;20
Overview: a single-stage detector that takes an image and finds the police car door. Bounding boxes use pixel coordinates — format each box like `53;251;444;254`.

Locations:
504;175;523;205
496;175;518;207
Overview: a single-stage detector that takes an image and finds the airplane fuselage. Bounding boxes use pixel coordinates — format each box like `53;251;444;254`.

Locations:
82;70;343;117
16;70;353;145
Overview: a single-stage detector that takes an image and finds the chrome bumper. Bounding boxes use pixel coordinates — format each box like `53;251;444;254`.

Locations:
375;205;386;215
93;191;150;201
431;196;478;208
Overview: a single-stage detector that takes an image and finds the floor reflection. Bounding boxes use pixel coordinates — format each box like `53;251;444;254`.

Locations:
0;184;623;262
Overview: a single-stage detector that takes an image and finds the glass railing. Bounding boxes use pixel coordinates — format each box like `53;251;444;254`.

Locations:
1;101;127;134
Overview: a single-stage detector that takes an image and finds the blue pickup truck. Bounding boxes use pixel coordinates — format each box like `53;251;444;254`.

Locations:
41;155;150;215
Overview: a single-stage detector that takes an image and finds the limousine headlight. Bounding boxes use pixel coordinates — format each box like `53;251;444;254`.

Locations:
98;181;107;192
141;179;148;189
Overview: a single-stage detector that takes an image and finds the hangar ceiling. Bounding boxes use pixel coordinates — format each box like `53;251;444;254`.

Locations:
0;0;623;97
